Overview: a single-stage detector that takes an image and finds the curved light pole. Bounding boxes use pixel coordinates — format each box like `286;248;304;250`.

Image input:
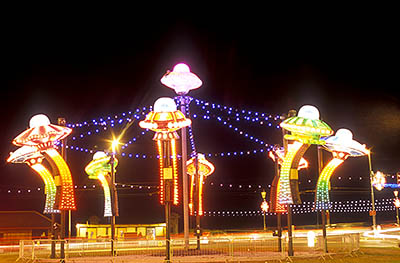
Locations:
161;63;202;249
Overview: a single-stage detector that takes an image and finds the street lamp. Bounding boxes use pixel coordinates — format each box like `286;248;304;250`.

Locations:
139;97;191;262
260;190;268;231
161;63;202;249
110;139;120;256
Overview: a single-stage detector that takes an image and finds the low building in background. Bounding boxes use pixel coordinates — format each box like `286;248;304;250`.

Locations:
0;211;51;244
76;222;167;240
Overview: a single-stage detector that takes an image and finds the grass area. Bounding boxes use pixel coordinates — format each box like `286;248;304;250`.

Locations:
277;247;400;263
2;247;399;262
0;254;18;263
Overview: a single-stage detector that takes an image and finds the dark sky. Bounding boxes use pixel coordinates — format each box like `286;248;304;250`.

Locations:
1;15;399;226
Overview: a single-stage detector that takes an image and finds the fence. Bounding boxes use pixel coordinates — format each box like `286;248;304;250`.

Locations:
17;233;360;262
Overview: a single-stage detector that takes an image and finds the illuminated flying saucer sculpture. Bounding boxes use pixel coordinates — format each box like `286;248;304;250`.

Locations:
275;105;333;212
12;114;76;210
139;97;191;205
85;151;119;217
187;153;215;216
160;63;202;95
7;146;59;214
315;129;368;210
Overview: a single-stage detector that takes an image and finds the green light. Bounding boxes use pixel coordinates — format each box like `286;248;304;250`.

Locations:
315;158;344;210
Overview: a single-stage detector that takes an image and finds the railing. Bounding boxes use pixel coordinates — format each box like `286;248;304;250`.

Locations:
17;233;360;262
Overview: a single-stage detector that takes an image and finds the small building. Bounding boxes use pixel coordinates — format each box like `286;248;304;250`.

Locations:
76;223;166;240
0;211;51;243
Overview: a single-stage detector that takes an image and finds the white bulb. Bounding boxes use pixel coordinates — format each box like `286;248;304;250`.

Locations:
29;114;50;128
153;97;177;112
173;63;190;73
93;151;107;160
335;128;353;144
298;105;320;120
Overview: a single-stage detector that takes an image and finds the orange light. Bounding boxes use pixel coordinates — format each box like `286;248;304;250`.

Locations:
187;154;215;216
261;201;269;212
394;199;400;208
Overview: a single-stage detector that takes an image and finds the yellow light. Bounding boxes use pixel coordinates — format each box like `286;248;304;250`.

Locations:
46;148;76;210
315;158;345;210
31;163;59;214
157;140;164;204
261;201;269;212
394;199;400;208
170;139;179;205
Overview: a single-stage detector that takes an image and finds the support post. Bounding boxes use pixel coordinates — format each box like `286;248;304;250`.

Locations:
287;205;294;257
110;153;116;256
367;153;377;230
164;174;172;262
50;214;56;258
180;100;189;250
57;118;66;261
193;155;201;250
317;146;328;253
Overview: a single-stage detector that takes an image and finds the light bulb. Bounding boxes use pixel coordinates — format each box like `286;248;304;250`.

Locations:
29;114;51;128
153;97;177;112
173;63;190;73
298;105;320;120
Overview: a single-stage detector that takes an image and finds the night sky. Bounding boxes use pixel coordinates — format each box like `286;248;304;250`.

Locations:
1;15;399;231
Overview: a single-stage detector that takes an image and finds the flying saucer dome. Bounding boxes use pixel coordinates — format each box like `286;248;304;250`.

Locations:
7;146;43;164
186;153;215;177
280;105;333;137
139;97;191;133
322;128;368;157
160;63;202;95
85;151;117;180
13;114;72;147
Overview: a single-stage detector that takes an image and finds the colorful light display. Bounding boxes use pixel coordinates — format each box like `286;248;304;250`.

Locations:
315;128;369;210
187;153;215;216
85;151;118;217
139;97;191;205
275;106;333;211
12;114;76;210
7;146;59;214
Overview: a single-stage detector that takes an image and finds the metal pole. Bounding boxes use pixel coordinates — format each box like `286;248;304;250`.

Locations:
50;214;56;258
110;153;116;256
194;155;201;250
273;150;282;252
283;110;296;257
317;146;328;253
58;118;66;261
287;205;294;257
180;99;190;250
263;211;266;231
396;207;399;225
367;153;377;230
165;191;171;262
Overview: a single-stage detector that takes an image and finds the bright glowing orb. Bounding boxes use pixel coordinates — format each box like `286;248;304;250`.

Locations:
335;128;353;144
153;97;177;113
173;63;190;73
93;151;107;160
29;114;51;128
298;105;320;120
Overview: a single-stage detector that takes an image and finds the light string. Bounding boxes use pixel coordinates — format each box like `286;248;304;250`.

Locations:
194;99;282;127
